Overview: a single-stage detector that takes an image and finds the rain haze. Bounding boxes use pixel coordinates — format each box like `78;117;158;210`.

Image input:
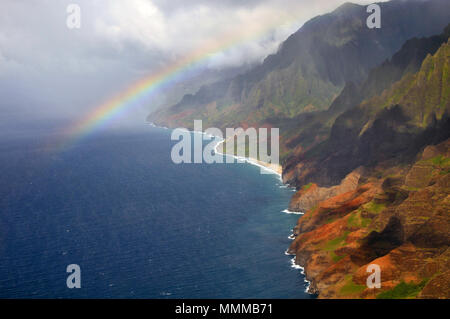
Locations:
0;0;379;132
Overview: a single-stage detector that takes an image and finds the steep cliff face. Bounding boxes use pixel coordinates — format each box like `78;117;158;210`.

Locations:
284;36;450;188
285;37;450;298
288;169;362;213
149;0;450;132
279;24;450;161
288;139;450;298
147;1;450;299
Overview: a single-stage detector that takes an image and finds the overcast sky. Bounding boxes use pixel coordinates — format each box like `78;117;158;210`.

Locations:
0;0;379;128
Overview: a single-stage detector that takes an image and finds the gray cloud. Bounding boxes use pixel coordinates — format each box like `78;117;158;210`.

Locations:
0;0;379;128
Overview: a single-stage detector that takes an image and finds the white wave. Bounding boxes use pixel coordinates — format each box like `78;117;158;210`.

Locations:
149;123;313;292
284;249;295;256
282;209;304;215
160;291;172;296
290;257;304;272
149;124;282;178
212;136;282;178
289;256;313;293
304;281;311;293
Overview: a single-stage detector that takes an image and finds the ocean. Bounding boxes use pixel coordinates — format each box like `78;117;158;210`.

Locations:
0;123;312;298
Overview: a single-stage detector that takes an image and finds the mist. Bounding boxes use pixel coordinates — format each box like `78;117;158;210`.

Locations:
0;0;380;132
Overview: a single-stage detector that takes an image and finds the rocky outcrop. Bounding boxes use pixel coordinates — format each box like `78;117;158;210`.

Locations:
288;169;362;212
288;139;450;298
419;269;450;299
148;5;450;299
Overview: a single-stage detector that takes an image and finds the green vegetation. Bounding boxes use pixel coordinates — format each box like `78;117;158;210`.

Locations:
361;217;372;227
403;186;421;192
323;231;350;252
430;155;450;167
331;251;346;263
322;231;352;263
364;201;386;214
302;183;314;191
347;211;372;228
376;279;429;299
340;275;366;295
325;217;337;224
347;213;358;227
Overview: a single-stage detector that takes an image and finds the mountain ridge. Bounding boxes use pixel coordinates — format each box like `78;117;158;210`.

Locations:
284;34;450;189
149;0;450;132
148;0;450;299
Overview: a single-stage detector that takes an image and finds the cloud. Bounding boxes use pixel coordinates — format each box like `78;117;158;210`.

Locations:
0;0;379;125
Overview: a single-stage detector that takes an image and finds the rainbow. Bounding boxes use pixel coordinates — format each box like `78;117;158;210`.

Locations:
56;12;307;151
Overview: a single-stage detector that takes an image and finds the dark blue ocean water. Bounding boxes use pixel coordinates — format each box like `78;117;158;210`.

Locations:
0;124;311;298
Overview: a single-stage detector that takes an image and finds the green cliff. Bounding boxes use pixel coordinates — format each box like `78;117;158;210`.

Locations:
148;0;450;299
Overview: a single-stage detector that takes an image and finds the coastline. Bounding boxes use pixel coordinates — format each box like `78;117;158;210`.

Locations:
150;121;283;178
212;138;283;178
148;122;312;295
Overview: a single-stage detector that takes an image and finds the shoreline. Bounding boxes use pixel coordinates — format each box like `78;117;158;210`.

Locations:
148;122;312;294
212;138;283;178
150;121;283;178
